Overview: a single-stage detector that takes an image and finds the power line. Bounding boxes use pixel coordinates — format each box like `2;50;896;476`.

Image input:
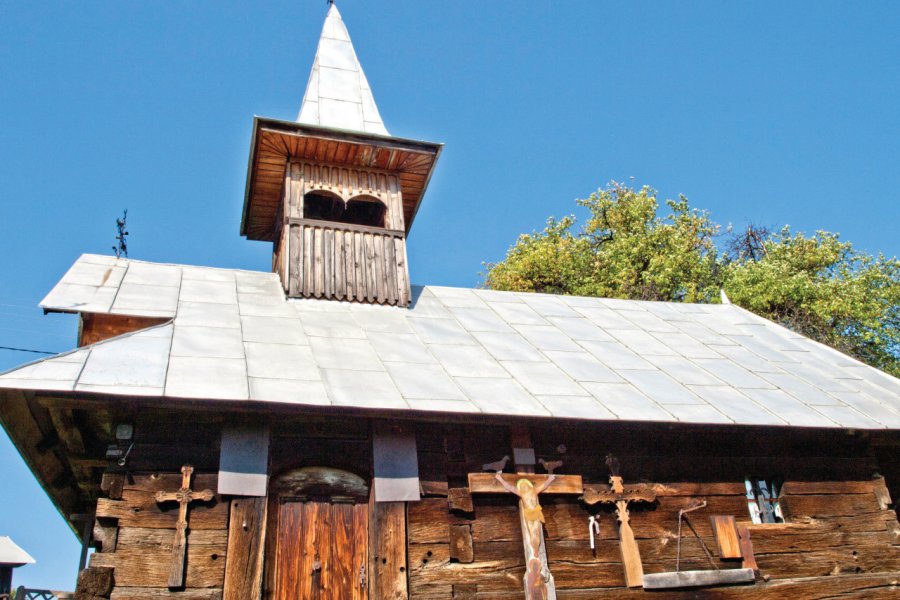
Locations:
0;345;56;355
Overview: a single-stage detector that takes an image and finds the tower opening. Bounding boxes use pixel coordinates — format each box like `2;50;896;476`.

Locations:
303;191;386;229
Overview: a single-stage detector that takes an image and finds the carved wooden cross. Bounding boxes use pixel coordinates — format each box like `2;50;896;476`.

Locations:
155;465;215;588
581;456;656;588
469;448;582;600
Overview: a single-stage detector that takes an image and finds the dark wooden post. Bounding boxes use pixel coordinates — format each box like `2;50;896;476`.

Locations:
223;497;267;600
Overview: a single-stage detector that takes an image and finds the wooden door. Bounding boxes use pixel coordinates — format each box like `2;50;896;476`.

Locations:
274;499;368;600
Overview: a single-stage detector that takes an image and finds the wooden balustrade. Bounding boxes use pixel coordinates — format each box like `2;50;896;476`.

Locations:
283;218;411;306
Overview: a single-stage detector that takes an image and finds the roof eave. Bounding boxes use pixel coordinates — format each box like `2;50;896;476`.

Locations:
240;116;443;239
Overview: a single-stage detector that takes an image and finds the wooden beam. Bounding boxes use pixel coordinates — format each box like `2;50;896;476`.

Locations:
372;501;407;599
642;568;756;590
467;473;582;495
223;497;266;600
46;407;85;456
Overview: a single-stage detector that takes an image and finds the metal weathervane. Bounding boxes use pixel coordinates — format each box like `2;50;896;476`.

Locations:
113;209;129;258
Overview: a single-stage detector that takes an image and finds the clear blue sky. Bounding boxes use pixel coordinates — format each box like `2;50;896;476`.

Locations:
1;0;899;590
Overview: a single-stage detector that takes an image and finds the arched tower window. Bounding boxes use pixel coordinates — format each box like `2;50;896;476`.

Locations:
303;191;386;229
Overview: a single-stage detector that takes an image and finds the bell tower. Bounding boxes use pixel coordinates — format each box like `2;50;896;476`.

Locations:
241;4;442;306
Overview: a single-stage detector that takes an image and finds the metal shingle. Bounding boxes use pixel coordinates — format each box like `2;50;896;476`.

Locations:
11;255;899;430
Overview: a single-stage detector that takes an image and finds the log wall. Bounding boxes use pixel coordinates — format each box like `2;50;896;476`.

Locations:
409;421;900;598
89;473;228;600
70;414;899;599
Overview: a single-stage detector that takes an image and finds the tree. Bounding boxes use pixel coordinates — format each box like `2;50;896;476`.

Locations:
483;182;900;377
724;228;900;377
483;182;722;303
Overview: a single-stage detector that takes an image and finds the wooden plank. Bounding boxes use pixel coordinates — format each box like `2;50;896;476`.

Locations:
467;473;582;495
364;233;376;303
352;502;369;600
334;229;345;300
373;231;385;303
284;217;404;238
313;226;324;298
289;163;302;219
737;525;758;572
223;497;266;600
710;515;743;559
395;238;410;306
344;229;355;300
324;227;334;298
328;503;353;598
354;232;366;302
288;225;301;297
373;501;407;599
303;225;313;297
641;568;755;590
384;234;397;305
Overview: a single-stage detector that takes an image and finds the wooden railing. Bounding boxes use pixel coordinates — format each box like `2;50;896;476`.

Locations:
283;218;411;306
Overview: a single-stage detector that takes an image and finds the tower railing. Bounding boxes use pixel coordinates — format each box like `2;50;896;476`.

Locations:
282;218;411;306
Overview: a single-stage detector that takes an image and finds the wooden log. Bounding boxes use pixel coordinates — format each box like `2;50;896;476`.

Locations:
95;492;226;530
452;584;477;599
93;517;119;553
90;541;225;588
449;525;474;563
101;473;125;500
223;497;266;600
76;566;114;596
419;480;449;497
448;488;474;513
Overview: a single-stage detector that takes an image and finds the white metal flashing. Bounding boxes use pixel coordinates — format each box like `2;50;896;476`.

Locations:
296;4;389;135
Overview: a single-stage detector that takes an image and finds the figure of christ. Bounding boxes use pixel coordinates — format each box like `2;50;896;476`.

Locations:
495;472;557;599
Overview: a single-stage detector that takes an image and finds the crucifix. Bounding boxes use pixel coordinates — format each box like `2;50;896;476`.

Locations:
155;465;215;588
468;427;583;600
581;455;656;588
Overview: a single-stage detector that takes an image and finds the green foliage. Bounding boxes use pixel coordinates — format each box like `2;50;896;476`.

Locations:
483;182;900;376
483;183;722;302
724;228;900;377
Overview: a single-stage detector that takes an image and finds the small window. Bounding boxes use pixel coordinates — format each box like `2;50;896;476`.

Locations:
303;191;386;228
745;477;784;523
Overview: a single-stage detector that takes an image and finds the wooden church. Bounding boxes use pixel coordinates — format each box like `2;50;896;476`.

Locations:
1;5;899;599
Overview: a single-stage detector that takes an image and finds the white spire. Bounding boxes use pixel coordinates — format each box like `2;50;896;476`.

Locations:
297;4;389;135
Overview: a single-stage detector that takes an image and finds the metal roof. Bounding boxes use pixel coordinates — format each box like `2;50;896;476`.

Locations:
296;4;389;135
3;254;899;429
0;536;35;566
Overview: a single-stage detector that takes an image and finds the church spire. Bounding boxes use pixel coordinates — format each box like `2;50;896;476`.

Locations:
296;3;389;135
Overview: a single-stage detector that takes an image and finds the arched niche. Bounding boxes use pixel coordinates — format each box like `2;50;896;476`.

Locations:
273;466;369;503
302;190;387;229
